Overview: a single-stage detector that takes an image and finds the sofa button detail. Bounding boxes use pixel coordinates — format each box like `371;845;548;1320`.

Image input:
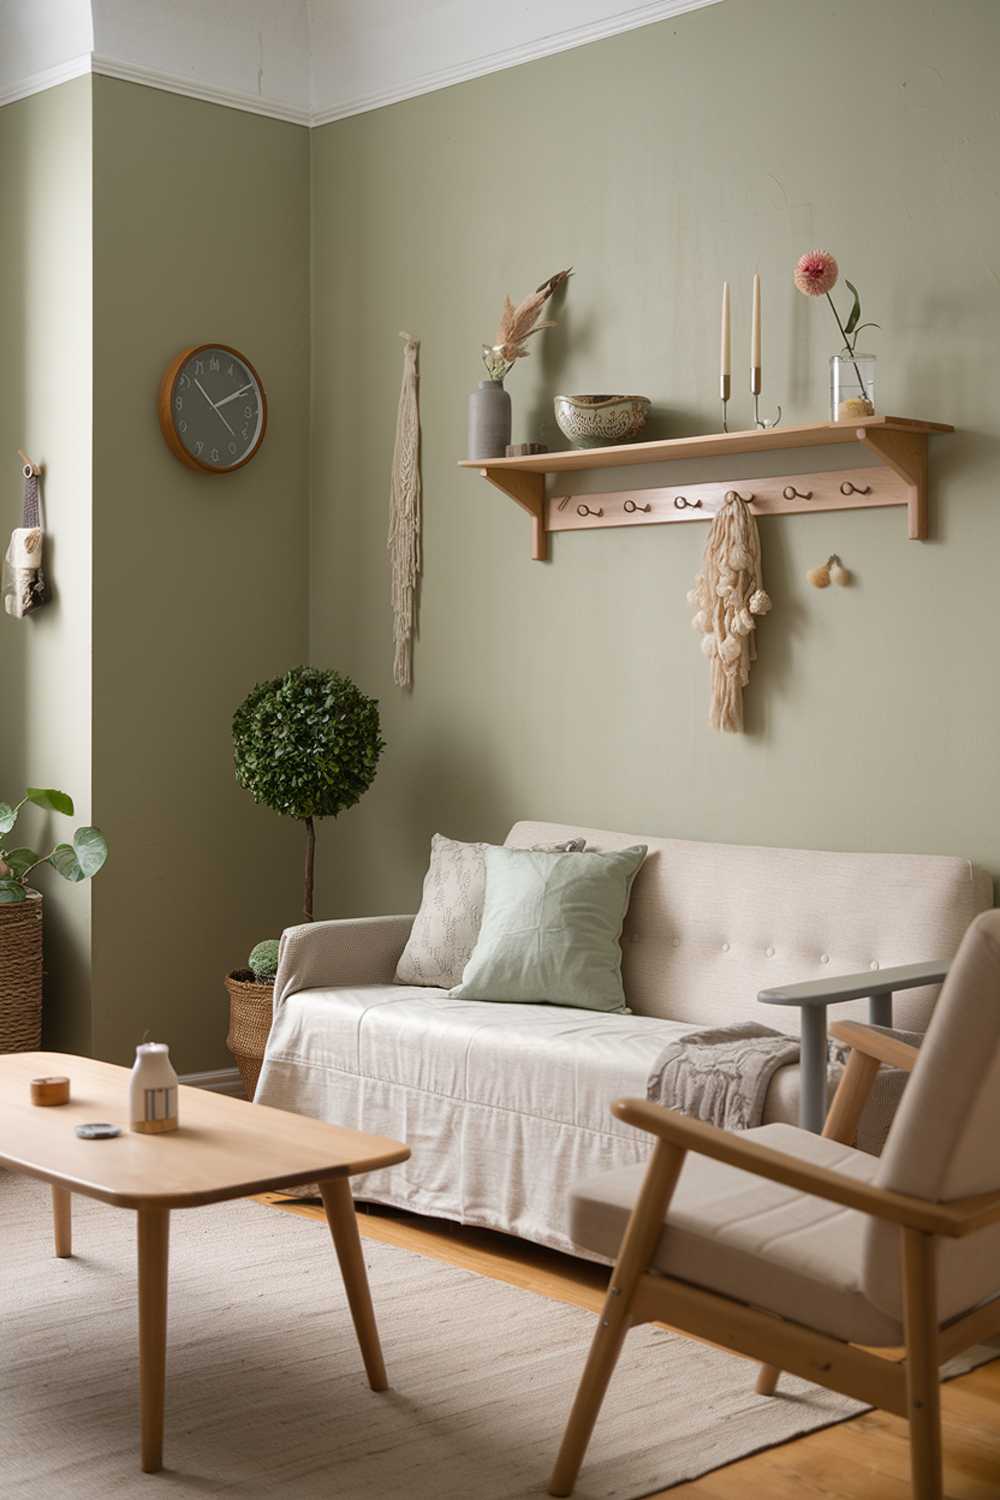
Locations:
820;953;830;964
765;945;775;957
671;937;680;948
870;960;880;971
722;942;730;953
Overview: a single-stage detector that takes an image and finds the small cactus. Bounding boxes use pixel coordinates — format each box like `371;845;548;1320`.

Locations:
248;938;280;984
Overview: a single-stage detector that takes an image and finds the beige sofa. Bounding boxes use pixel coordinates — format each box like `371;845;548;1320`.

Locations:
254;822;991;1258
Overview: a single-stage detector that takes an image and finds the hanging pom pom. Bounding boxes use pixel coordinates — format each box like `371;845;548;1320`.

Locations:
686;588;700;606
733;607;755;635
728;545;751;571
829;556;850;587
719;635;742;664
806;564;830;589
691;609;708;632
700;634;717;658
749;588;772;614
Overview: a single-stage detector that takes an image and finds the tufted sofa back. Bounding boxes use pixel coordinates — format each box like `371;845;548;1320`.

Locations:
506;822;992;1035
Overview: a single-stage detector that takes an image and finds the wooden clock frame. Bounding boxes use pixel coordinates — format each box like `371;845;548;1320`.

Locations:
158;342;268;475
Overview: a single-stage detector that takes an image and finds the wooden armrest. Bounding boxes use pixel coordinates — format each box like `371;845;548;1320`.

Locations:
830;1021;921;1072
612;1096;984;1238
758;959;949;1010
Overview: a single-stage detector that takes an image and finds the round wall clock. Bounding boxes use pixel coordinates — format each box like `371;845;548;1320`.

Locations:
158;343;267;474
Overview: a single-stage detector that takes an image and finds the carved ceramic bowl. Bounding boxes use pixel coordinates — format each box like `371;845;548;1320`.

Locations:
553;393;651;448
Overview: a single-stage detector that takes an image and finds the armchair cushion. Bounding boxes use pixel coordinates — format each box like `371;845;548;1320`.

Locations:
570;1123;903;1346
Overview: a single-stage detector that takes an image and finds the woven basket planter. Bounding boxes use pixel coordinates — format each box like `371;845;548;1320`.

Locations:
0;891;43;1053
225;971;275;1100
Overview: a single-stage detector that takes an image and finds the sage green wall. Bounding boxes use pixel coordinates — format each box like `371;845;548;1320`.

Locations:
91;78;309;1071
309;0;1000;917
0;77;94;1053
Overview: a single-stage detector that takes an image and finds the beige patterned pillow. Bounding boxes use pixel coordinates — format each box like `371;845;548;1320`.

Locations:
394;832;585;989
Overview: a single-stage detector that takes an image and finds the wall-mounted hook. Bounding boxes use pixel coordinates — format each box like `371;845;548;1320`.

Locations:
17;448;40;478
783;484;813;501
840;480;872;496
673;495;702;510
576;503;603;518
724;490;754;504
623;498;652;514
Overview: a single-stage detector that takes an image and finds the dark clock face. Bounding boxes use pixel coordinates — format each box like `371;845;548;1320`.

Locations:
168;347;264;470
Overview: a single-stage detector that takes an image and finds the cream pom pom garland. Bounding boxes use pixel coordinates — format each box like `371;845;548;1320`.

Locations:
807;553;851;589
688;490;770;733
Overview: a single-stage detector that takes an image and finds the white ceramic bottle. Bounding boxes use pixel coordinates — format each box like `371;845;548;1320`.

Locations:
129;1042;179;1134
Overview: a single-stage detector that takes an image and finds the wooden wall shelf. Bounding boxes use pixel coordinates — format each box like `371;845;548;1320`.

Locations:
459;416;953;561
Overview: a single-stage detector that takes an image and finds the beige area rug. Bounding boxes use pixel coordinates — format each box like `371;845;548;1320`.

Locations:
0;1171;992;1499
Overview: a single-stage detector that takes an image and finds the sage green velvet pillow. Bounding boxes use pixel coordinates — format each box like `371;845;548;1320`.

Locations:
450;844;647;1012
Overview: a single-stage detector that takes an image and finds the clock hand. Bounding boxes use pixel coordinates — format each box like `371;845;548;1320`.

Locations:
194;377;236;437
214;381;255;410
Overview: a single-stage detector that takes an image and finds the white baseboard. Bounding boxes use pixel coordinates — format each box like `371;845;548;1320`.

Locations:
179;1067;246;1098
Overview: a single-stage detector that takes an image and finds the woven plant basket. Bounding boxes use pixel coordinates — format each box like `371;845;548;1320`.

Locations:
225;971;275;1101
0;891;43;1053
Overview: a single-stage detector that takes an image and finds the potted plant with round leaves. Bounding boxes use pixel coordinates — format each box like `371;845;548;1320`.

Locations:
225;667;385;1096
0;787;109;1052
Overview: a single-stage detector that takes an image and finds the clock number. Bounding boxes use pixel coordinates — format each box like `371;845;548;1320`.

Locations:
194;441;204;456
174;396;183;411
227;363;235;376
241;426;249;439
193;359;204;375
209;355;220;372
244;405;253;419
178;374;189;389
210;447;220;463
228;441;237;455
178;419;188;434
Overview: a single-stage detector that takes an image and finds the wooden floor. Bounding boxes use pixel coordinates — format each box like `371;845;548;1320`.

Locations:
264;1192;1000;1500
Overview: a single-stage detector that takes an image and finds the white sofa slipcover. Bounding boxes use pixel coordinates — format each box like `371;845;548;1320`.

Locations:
254;822;991;1258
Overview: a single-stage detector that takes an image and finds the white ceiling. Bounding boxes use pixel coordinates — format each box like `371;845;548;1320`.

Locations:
1;0;723;123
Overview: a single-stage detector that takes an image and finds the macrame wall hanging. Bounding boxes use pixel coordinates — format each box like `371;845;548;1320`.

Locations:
688;490;771;733
388;333;421;689
3;452;47;619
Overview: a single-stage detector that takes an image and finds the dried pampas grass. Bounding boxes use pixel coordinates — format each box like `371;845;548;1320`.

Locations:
482;268;572;381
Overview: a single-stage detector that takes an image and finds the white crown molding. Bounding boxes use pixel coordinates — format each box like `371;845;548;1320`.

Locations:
1;0;722;127
309;0;724;127
0;53;91;110
90;54;311;126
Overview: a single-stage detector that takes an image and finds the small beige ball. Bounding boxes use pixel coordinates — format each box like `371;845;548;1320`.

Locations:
807;564;831;589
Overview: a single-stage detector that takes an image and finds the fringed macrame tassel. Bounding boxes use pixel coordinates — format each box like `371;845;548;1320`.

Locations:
388;333;421;689
687;490;771;733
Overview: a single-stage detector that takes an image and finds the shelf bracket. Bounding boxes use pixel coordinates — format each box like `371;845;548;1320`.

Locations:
856;427;928;540
480;467;548;561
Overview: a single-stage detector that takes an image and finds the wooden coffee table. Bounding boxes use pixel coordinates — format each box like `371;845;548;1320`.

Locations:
0;1051;409;1473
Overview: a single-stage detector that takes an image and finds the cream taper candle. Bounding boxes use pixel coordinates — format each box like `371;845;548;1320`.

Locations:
751;273;761;395
720;281;731;400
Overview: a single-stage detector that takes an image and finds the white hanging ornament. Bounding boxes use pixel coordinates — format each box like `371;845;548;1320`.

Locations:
687;489;770;733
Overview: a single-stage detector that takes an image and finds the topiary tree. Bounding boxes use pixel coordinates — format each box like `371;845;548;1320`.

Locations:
233;666;385;922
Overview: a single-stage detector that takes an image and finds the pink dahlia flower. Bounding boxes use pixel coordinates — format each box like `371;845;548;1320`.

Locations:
794;250;838;297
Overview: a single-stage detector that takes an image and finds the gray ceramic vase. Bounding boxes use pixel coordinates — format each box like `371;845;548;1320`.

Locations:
467;379;511;460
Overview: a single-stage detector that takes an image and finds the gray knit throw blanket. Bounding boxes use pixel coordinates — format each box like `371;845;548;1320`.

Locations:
647;1020;920;1144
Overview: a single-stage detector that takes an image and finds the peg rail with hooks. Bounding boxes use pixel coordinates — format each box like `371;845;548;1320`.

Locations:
458;416;953;561
548;466;899;537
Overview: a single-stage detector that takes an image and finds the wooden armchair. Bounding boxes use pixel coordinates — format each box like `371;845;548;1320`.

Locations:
549;909;1000;1500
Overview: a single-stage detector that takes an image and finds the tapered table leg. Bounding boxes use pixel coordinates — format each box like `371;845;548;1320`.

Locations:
319;1176;388;1391
137;1208;170;1473
52;1185;72;1258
